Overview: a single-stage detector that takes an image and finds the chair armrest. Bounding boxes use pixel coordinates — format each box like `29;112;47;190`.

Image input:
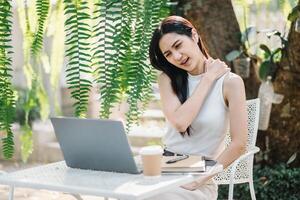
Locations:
232;146;260;166
227;146;260;184
230;146;260;170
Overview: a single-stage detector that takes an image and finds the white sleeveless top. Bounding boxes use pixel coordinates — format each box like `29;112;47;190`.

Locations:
163;72;230;159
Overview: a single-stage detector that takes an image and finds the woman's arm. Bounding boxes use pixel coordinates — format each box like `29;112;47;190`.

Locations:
216;73;247;168
159;59;230;132
181;73;247;191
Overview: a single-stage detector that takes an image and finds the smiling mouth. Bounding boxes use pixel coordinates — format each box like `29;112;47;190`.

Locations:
181;57;189;65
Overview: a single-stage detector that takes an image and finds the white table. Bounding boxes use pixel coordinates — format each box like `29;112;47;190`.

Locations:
0;161;195;200
0;161;223;200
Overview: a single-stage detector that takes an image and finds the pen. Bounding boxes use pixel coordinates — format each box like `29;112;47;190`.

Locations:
166;155;189;164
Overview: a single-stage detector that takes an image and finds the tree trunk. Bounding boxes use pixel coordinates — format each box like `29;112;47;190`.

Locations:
267;11;300;166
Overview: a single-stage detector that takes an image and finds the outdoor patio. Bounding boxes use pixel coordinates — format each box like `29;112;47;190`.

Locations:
0;0;299;199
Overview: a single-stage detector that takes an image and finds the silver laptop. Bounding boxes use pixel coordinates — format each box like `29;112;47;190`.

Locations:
50;117;142;174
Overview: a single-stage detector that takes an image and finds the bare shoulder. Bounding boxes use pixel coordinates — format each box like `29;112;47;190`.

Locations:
224;72;245;89
223;72;245;99
158;72;171;85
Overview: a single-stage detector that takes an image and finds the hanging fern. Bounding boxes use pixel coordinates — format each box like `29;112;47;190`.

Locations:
124;0;169;131
25;0;50;121
18;79;39;161
15;0;50;162
0;0;16;159
92;0;169;131
64;0;92;117
92;0;106;97
19;124;33;162
31;0;50;57
124;0;152;130
117;0;139;106
93;0;123;118
30;0;51;121
18;77;41;162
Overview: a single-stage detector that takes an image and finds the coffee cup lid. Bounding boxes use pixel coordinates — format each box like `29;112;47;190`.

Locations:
139;145;163;155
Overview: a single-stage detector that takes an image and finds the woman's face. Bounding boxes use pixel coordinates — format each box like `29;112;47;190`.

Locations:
159;32;205;75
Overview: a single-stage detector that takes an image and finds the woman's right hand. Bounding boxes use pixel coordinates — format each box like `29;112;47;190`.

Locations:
204;58;230;81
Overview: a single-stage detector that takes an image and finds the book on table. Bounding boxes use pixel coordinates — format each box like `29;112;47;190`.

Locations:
162;155;205;173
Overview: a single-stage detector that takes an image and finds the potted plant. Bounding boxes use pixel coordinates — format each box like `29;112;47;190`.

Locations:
256;30;286;130
257;30;287;81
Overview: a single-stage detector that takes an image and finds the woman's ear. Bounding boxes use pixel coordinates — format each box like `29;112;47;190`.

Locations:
191;29;199;43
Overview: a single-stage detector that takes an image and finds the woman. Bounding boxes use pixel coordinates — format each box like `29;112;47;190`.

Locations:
148;16;248;199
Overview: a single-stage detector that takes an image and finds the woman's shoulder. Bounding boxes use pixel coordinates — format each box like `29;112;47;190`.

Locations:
158;72;171;84
223;72;244;87
223;72;245;98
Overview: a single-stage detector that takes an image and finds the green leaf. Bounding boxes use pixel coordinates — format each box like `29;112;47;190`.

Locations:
259;44;272;57
63;0;92;117
271;48;282;63
225;50;242;61
0;0;16;159
31;0;50;57
259;60;272;80
20;125;33;162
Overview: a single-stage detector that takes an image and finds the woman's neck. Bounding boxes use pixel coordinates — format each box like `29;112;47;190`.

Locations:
188;57;207;75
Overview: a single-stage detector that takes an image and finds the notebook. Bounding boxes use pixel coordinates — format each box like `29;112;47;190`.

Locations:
162;155;206;173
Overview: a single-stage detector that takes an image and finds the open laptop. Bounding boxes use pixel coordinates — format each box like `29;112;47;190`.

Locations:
50;117;142;174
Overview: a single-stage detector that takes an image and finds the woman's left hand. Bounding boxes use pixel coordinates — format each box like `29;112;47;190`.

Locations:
180;181;201;191
180;163;223;191
181;172;217;191
181;175;208;191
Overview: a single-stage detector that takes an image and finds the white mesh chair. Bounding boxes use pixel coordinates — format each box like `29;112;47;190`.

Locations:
213;98;260;200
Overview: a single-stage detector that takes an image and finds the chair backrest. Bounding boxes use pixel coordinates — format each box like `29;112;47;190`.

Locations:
213;98;260;184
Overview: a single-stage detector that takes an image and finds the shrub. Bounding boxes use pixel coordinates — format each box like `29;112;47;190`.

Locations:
217;164;300;200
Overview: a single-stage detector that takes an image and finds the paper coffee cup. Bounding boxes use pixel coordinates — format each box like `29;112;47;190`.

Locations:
139;145;163;177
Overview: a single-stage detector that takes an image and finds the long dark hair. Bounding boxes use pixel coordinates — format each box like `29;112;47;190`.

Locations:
149;16;209;136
